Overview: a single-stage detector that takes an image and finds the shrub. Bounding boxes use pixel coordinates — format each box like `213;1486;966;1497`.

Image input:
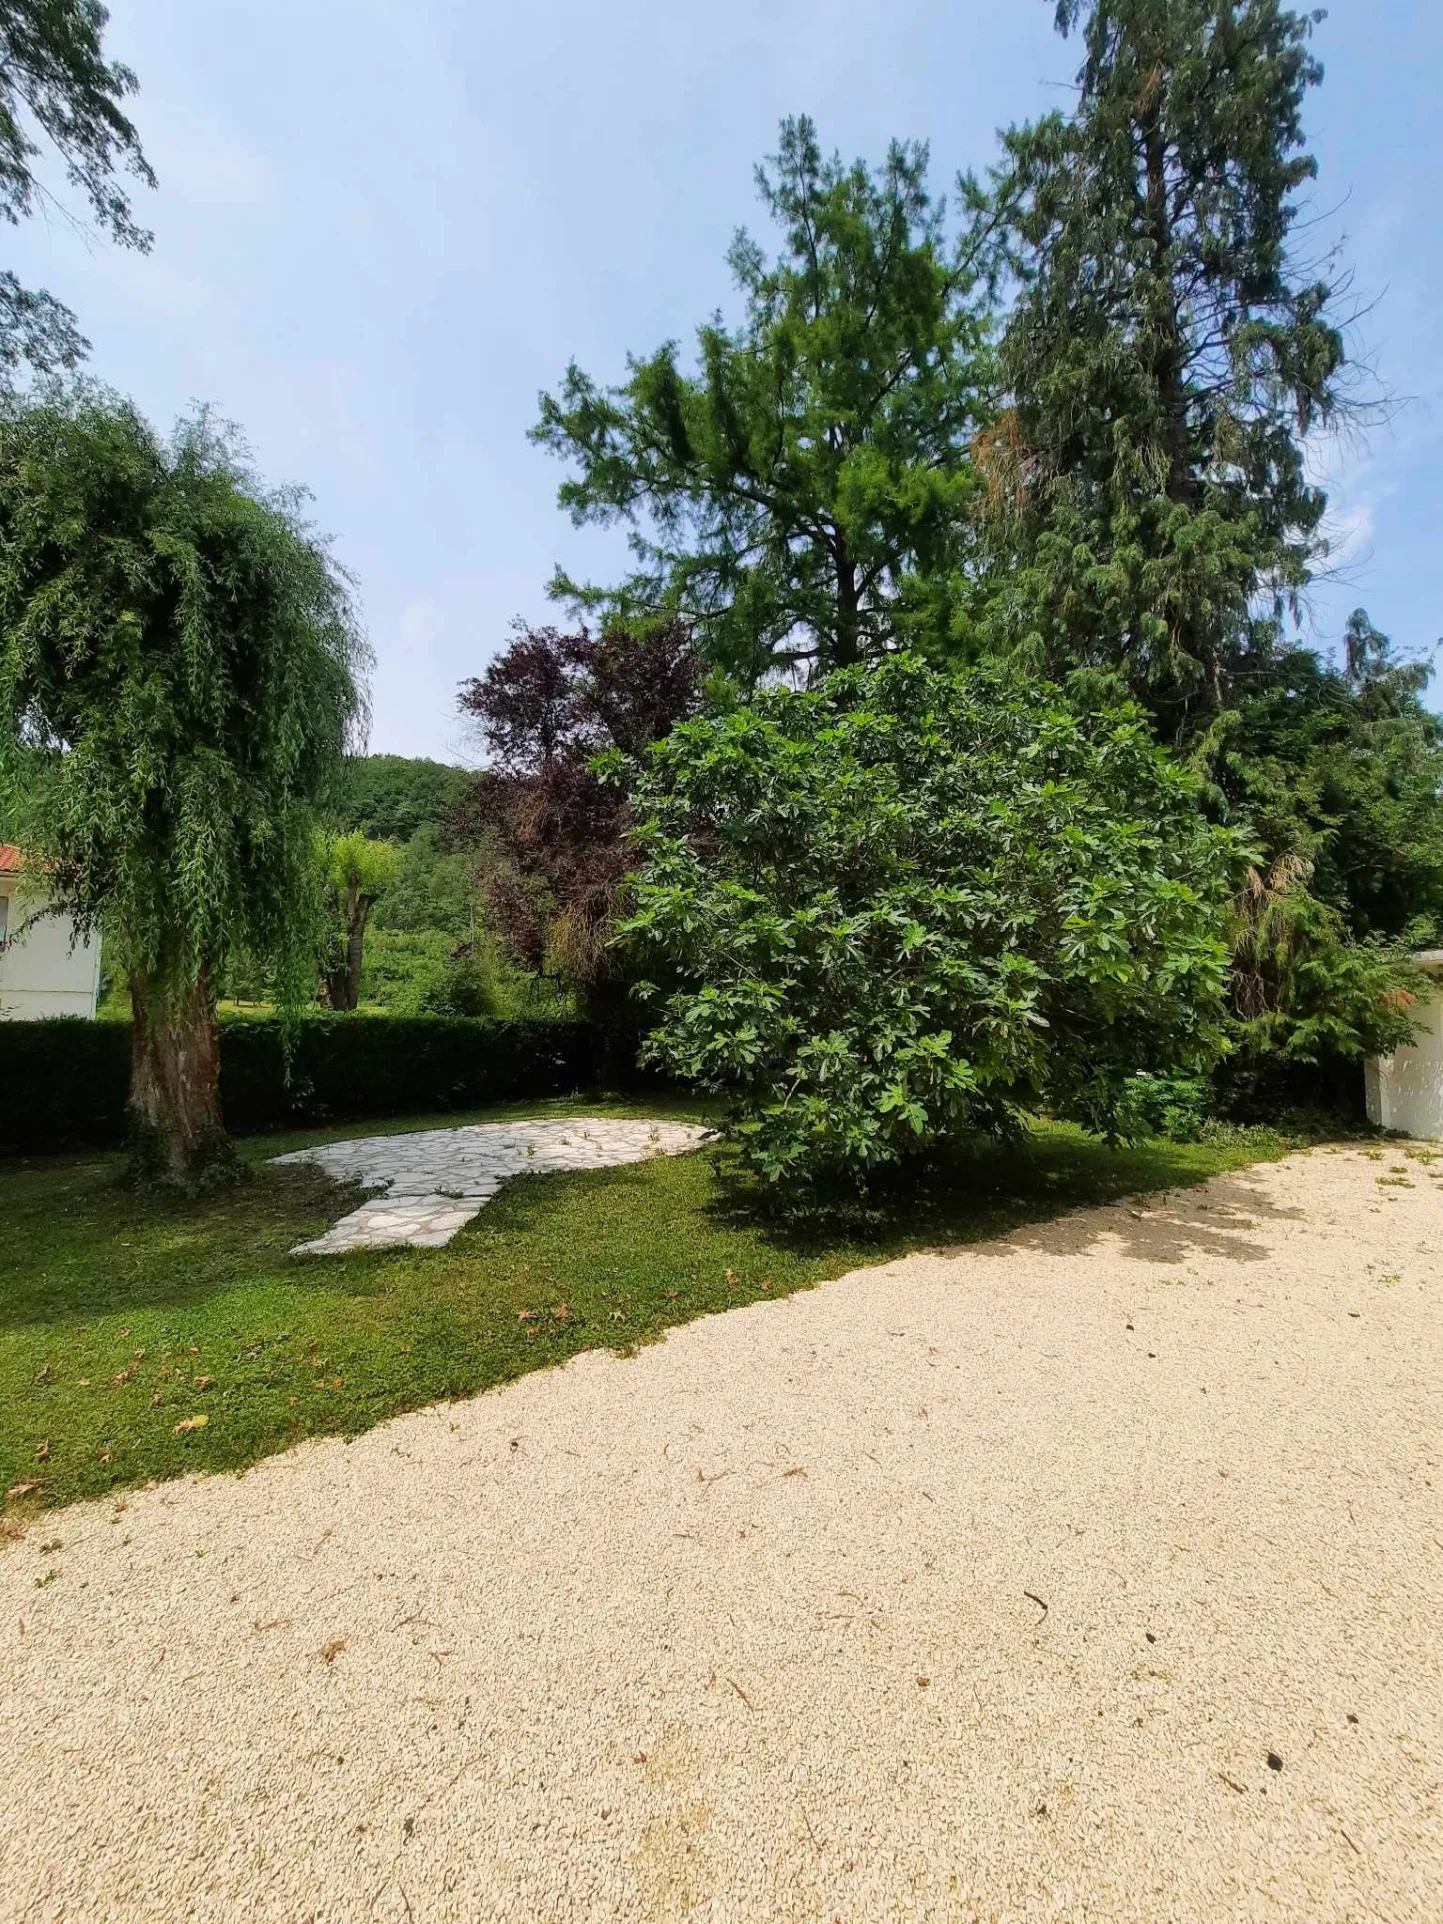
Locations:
1115;1073;1212;1143
622;656;1241;1185
412;954;498;1019
0;1014;604;1154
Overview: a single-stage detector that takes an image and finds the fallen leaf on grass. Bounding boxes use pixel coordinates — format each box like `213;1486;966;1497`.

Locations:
172;1414;208;1435
516;1308;536;1322
725;1268;739;1290
194;1376;215;1391
5;1480;43;1501
551;1303;570;1322
34;1440;50;1462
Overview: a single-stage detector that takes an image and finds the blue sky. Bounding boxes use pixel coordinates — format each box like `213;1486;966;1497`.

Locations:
9;0;1440;758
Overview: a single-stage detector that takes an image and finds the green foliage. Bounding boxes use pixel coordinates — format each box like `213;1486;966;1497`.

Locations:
0;1012;606;1151
534;116;989;683
0;393;366;1020
358;926;454;1009
957;2;1440;1083
360;928;500;1018
1194;620;1443;942
622;655;1241;1184
412;953;497;1018
370;824;476;936
328;756;498;1013
1179;614;1443;1076
970;0;1341;723
0;0;155;379
1226;855;1421;1067
1113;1072;1212;1143
323;829;399;904
316;829;400;1012
337;754;470;843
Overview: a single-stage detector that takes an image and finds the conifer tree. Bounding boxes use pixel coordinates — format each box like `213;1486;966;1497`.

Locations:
974;0;1343;734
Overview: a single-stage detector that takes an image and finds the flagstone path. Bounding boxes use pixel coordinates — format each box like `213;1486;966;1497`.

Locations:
272;1116;711;1254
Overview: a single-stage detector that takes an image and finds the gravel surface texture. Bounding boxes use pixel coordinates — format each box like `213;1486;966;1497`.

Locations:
3;1144;1441;1922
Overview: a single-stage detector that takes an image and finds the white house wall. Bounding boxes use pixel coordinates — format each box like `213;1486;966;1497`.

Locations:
1366;987;1443;1139
0;879;102;1021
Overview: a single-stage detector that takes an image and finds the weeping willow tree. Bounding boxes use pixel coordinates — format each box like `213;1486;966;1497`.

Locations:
0;392;367;1182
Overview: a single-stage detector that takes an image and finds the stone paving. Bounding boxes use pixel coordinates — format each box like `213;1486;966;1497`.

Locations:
273;1117;711;1256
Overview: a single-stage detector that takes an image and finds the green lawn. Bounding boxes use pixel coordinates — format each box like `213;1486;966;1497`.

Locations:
2;1096;1308;1513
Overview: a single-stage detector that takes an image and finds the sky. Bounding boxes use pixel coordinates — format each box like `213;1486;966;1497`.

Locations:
8;0;1441;760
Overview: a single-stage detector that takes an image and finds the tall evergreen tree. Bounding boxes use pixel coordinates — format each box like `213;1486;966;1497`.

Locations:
972;0;1343;734
534;117;990;685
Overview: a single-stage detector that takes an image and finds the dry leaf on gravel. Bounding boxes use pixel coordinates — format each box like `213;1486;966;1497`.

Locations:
320;1638;347;1663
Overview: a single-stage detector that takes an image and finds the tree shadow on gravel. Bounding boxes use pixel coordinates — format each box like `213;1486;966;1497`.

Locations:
703;1121;1315;1270
957;1168;1307;1267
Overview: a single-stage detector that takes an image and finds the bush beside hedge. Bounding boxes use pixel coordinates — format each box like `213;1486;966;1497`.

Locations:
1;1013;607;1154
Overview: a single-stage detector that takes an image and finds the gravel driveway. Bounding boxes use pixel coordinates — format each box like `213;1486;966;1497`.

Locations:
3;1145;1440;1922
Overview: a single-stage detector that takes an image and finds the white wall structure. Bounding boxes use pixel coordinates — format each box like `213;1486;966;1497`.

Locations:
0;850;102;1021
1365;952;1443;1139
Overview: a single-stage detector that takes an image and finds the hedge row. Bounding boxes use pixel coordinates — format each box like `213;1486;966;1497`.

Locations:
1;1013;609;1154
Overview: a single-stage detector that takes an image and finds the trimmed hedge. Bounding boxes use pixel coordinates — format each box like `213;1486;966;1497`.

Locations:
1;1013;607;1154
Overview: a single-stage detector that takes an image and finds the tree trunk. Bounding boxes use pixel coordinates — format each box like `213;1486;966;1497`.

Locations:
833;541;861;670
1141;109;1223;711
128;970;233;1185
320;887;370;1011
1142;117;1196;514
344;895;369;1010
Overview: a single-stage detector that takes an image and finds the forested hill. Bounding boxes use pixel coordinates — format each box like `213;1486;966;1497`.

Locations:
337;755;471;842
